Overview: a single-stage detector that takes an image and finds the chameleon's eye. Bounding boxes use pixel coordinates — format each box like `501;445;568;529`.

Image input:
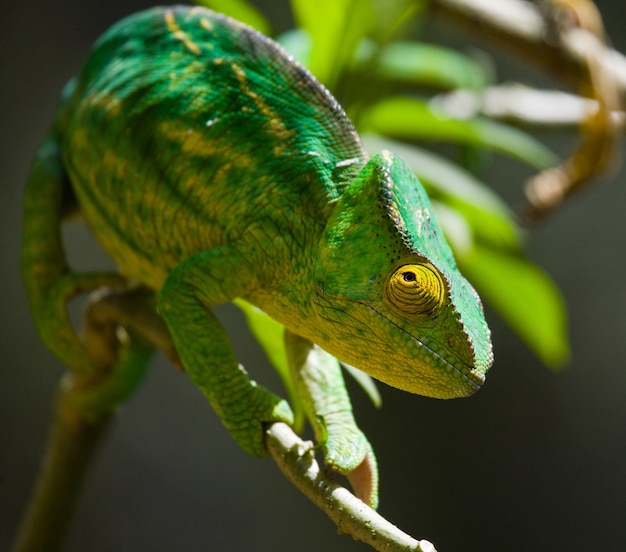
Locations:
385;263;446;316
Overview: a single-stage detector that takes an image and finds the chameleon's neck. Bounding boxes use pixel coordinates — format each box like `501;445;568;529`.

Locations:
231;153;366;330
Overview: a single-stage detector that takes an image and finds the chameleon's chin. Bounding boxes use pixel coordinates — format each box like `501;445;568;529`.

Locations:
466;367;486;390
376;362;486;400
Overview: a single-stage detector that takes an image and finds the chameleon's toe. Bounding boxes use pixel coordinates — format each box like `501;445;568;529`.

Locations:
321;422;379;508
221;385;294;457
28;271;127;374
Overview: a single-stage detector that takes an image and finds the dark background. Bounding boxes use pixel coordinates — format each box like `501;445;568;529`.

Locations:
2;1;625;551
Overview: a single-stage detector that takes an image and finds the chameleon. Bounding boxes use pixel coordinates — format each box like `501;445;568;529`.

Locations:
22;5;493;508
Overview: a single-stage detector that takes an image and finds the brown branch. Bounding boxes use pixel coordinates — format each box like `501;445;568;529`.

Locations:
13;289;433;552
11;389;114;552
12;289;155;552
427;0;626;97
429;0;623;220
266;423;437;552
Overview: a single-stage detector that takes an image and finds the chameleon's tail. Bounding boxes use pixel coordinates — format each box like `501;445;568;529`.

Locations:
21;135;125;373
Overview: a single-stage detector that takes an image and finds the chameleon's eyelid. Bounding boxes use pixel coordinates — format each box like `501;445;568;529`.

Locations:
384;263;446;317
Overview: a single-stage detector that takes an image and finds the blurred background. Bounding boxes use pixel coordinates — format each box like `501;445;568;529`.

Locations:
1;1;625;550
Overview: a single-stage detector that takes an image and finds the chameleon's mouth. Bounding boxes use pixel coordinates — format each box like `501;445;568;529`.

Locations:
467;368;485;388
363;303;484;396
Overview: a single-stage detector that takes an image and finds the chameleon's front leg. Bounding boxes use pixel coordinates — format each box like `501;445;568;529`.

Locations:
158;250;294;456
285;331;379;508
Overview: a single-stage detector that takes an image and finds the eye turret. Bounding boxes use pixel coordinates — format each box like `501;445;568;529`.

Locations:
385;263;445;316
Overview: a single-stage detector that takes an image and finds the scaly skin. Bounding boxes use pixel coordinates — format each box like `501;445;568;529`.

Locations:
22;6;493;507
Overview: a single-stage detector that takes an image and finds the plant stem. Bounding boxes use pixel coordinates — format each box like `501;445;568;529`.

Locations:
11;380;113;552
428;0;626;96
265;422;437;552
12;290;156;552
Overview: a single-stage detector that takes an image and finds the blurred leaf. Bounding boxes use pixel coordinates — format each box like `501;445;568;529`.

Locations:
277;29;313;67
234;300;305;431
290;0;374;87
194;0;271;34
459;246;570;367
360;97;558;169
341;363;382;408
375;42;488;90
431;199;474;257
370;0;427;43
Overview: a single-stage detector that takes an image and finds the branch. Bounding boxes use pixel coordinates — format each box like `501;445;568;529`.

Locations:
429;0;623;220
12;290;155;552
11;388;114;552
265;423;436;552
432;83;625;128
427;0;626;96
14;289;434;551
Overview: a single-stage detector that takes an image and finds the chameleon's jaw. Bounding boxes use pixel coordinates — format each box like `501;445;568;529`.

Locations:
384;355;486;399
467;367;486;388
307;294;491;399
328;332;488;399
462;367;486;396
352;304;491;399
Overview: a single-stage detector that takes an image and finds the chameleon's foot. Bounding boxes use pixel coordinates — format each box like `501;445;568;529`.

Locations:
29;271;127;375
319;419;379;509
219;377;294;457
283;331;380;508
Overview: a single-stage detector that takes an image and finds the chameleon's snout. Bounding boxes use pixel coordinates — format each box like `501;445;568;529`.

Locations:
468;367;486;388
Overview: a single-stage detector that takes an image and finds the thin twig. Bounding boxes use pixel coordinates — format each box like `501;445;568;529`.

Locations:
522;0;622;220
429;0;623;220
14;289;431;551
265;422;437;552
432;83;625;128
427;0;626;96
12;290;155;552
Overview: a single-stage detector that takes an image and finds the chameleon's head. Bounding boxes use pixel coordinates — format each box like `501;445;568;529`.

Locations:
313;150;493;399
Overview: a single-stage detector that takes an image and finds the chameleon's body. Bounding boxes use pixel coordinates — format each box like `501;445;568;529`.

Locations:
22;6;492;506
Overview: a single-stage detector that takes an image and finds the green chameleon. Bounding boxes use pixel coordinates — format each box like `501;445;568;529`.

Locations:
22;5;492;508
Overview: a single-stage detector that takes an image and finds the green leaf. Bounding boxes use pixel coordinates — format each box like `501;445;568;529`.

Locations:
459;245;570;368
359;97;558;169
290;0;374;87
277;29;312;68
431;199;474;258
341;363;382;408
234;300;305;431
194;0;271;35
369;0;427;43
375;42;488;90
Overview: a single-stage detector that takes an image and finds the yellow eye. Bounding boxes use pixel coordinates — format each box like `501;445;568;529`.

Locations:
385;263;446;316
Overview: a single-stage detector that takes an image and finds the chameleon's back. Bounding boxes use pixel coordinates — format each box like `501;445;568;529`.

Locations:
58;6;365;288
